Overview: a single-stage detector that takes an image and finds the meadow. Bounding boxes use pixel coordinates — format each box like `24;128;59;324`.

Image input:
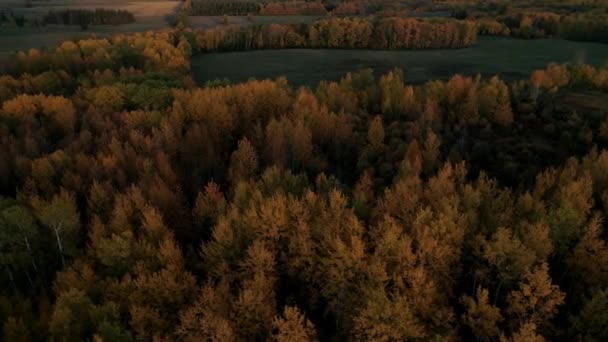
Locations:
192;37;608;87
0;0;179;55
1;0;178;18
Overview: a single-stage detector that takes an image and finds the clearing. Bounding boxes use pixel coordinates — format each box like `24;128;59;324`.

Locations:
191;37;608;87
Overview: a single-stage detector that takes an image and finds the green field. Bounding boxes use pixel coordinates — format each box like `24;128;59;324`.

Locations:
0;0;179;55
192;37;608;87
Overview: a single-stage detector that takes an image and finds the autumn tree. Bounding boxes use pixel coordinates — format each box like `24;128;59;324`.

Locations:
461;287;503;340
506;263;565;331
229;138;259;183
367;116;385;152
272;306;317;342
479;76;513;127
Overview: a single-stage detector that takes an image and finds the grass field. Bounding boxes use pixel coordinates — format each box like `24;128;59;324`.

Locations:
191;37;608;88
1;0;178;18
0;0;179;55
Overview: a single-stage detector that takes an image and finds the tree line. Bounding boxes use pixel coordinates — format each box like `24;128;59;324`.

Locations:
1;30;191;78
190;0;261;16
260;1;327;15
42;9;135;28
0;10;27;27
474;12;608;43
195;17;477;51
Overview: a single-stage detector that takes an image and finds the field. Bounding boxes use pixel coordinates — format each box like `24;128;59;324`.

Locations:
0;0;179;55
192;37;608;87
1;0;178;17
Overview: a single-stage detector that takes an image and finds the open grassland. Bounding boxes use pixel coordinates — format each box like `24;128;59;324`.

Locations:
0;0;179;55
192;37;608;87
0;0;179;18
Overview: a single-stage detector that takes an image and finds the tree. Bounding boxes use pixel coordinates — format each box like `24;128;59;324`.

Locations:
177;282;235;342
3;316;31;341
193;181;226;238
571;289;608;341
49;289;94;341
272;306;317;342
461;287;503;340
90;85;124;113
530;70;545;100
34;191;81;267
353;288;424;341
479;76;513;127
367;116;385;152
0;202;40;289
289;120;314;171
483;227;536;300
567;214;608;291
507;263;565;329
229;138;259;183
233;241;277;338
379;69;407;119
422;129;441;176
503;322;546;342
353;171;374;220
265;118;289;168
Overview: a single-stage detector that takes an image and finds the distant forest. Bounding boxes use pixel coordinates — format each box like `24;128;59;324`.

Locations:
42;9;136;28
195;17;477;51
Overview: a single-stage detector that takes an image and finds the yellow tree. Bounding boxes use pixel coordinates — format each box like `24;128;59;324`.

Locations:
507;263;565;330
229;138;259;183
367;116;385;152
272;306;317;342
460;287;503;340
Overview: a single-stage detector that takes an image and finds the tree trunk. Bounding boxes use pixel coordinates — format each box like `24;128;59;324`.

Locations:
25;269;34;290
23;235;38;273
53;222;66;268
5;266;17;294
493;280;502;306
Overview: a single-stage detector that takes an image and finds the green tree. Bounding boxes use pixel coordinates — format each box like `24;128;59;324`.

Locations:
34;191;81;267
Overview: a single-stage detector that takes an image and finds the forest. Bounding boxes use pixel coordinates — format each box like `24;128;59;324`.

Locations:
194;17;477;51
190;0;261;16
470;12;608;42
1;0;608;341
42;9;136;28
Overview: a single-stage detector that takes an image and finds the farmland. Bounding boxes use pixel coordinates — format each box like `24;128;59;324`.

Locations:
1;0;178;18
192;36;608;87
0;0;179;55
